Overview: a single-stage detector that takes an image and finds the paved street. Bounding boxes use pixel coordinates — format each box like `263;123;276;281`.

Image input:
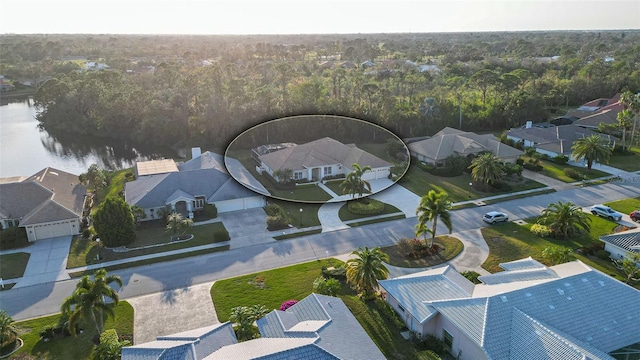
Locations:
1;178;638;322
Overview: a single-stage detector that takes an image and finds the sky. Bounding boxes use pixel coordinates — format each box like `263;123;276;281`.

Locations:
1;0;638;35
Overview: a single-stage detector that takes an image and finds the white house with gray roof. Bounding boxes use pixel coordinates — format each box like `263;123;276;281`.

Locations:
378;258;640;360
0;167;86;241
125;150;265;220
599;228;640;261
258;137;391;182
122;293;384;360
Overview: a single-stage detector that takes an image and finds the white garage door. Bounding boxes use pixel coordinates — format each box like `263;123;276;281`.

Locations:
362;168;390;180
244;196;265;209
34;221;71;240
215;199;246;213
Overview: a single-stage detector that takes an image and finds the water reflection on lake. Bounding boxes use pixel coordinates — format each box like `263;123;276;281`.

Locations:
0;96;176;177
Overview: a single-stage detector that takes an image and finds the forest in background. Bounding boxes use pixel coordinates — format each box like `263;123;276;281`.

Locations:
1;31;639;151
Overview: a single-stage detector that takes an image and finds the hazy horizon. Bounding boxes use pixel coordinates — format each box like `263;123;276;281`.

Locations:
1;0;638;35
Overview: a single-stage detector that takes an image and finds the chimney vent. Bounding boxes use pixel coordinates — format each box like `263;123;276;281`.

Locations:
191;147;202;159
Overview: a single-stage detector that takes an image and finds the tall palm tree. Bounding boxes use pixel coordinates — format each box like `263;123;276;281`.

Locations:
346;246;389;298
415;190;453;249
617;109;633;151
166;212;193;239
571;134;612;171
537;201;591;239
0;310;18;346
61;268;123;336
340;163;372;199
468;152;505;189
620;91;640;148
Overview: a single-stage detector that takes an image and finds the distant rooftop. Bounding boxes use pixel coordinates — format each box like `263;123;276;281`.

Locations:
135;159;179;177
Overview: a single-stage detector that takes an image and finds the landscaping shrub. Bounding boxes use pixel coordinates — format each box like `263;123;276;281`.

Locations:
397;238;414;257
552;155;569;165
264;203;284;217
212;228;230;242
579;243;604;256
540;153;551;161
413;157;435;172
266;215;289;231
523;162;543;171
613;145;635;155
412;334;447;355
203;203;218;219
321;266;346;279
312;276;341;296
524;147;537;156
595;249;611;260
516;157;525;165
347;199;385;215
531;152;543;159
322;174;345;181
563;168;582;180
504;162;523;176
514;140;525;150
490;181;512;192
39;325;56;340
530;223;551;238
460;270;481;284
445;154;470;174
279;300;298;311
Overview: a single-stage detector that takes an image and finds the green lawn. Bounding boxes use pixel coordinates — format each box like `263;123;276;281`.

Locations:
268;184;332;202
608;147;640;172
67;222;229;268
399;163;545;201
94;168;132;209
324;179;346;195
0;252;30;279
521;156;610;182
267;199;322;228
0;227;31;251
338;201;402;222
12;301;133;360
480;215;632;285
381;236;464;268
210;259;438;359
605;197;640;215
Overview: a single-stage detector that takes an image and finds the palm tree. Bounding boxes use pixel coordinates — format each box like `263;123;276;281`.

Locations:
166;212;193;239
537;201;591;239
340;163;372;199
0;310;18;346
468;152;505;189
414;221;434;248
229;304;269;342
571;134;612;171
617;109;633;151
346;246;389;299
415;190;453;249
620;91;640;148
61;268;123;336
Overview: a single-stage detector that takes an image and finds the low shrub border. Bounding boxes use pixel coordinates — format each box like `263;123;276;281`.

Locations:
347;199;385;215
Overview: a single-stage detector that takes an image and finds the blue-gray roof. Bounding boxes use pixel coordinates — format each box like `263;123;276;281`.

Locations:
600;231;640;253
499;257;546;271
478;267;559;285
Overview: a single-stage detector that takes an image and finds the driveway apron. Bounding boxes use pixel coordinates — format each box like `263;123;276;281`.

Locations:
370;183;421;218
14;236;72;289
318;202;349;232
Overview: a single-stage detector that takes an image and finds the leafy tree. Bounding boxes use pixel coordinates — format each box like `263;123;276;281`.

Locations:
272;168;293;184
537;201;591;239
571;134;612;171
0;310;18;346
346;246;389;299
340;163;372;199
415;190;453;249
61;268;123;336
93;197;136;247
130;206;146;226
80;164;108;191
165;212;193;239
90;329;130;360
541;246;574;265
613;253;640;284
312;276;341;296
469;153;505;188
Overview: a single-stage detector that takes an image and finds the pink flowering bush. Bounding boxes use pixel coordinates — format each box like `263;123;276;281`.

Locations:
279;300;298;311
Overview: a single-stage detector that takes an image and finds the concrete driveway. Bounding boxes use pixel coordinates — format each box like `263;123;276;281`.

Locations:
216;208;276;248
14;236;72;289
370;183;421;218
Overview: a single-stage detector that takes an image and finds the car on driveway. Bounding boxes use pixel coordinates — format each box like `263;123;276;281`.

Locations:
483;211;509;224
590;205;623;221
630;210;640;222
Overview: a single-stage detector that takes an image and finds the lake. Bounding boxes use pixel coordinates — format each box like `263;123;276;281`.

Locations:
0;96;176;178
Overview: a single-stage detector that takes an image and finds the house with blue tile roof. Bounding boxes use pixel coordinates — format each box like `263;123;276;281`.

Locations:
378;258;640;360
122;293;384;360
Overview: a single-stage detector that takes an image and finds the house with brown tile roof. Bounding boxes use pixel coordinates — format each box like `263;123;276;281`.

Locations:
0;167;86;241
408;127;523;167
258;137;392;182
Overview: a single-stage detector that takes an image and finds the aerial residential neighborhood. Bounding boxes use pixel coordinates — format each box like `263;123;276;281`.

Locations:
2;11;640;360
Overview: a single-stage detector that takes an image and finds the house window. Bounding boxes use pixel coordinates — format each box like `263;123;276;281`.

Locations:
398;304;405;313
323;166;332;175
294;171;304;180
443;329;454;351
7;220;14;227
195;197;205;209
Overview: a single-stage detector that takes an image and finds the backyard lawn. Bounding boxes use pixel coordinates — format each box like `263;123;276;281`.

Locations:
0;252;30;279
12;301;133;360
210;259;441;359
480;215;633;286
521;156;610;182
608;147;640;172
67;222;230;268
399;163;545;201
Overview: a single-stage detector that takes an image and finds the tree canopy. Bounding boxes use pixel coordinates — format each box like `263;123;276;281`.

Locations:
93;196;137;247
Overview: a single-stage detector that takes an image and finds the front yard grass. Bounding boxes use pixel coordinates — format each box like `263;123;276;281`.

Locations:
0;252;30;279
210;259;438;359
608;147;640;172
267;199;322;228
0;227;30;251
338;201;401;222
605;197;640;215
480;215;633;285
12;301;133;360
67;222;229;268
399;163;545;201
381;236;463;268
521;156;610;182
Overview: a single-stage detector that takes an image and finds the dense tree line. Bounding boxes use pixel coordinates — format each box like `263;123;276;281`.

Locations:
1;31;636;150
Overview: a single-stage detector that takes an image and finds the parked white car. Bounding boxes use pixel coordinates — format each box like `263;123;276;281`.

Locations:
590;205;622;221
483;211;509;224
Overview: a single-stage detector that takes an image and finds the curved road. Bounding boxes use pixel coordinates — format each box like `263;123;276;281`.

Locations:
2;180;639;321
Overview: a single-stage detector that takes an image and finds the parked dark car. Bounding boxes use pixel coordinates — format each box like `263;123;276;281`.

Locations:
631;210;640;222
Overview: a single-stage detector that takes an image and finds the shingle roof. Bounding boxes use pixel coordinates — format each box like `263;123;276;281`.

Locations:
409;128;522;161
600;230;640;253
575;102;624;128
178;152;227;173
0;167;85;225
204;338;336;360
259;137;391;173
